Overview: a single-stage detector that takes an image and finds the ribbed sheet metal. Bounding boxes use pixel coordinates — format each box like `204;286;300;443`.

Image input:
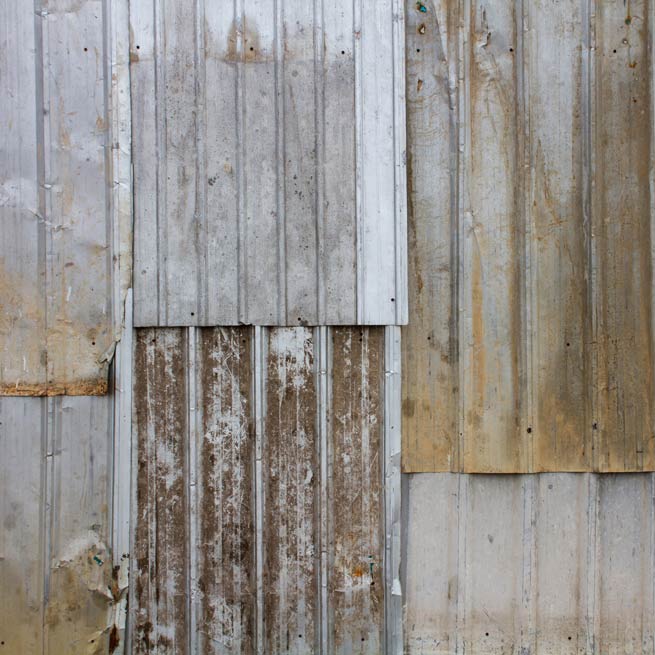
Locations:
0;395;117;654
402;0;655;472
129;326;402;654
0;300;132;655
130;0;407;327
404;472;655;655
0;0;132;395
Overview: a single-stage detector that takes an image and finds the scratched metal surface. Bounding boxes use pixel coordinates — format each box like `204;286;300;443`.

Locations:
130;326;402;654
404;472;655;655
0;0;132;395
130;0;407;327
402;0;655;472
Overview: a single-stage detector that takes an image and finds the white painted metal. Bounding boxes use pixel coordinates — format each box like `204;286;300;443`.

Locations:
130;0;407;327
404;473;655;655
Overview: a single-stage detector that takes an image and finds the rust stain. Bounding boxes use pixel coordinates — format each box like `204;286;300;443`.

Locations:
225;18;270;63
198;327;256;655
45;532;114;655
331;328;384;651
263;328;318;654
133;329;190;653
0;377;108;397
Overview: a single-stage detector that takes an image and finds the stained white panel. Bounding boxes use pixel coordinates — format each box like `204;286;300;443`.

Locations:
131;0;407;327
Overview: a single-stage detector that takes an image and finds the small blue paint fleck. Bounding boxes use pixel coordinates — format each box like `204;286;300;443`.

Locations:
93;555;103;566
416;2;427;12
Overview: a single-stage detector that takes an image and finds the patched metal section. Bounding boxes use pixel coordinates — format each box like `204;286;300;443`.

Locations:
402;0;655;472
130;326;402;654
404;472;655;655
130;0;407;327
0;0;132;396
0;395;119;654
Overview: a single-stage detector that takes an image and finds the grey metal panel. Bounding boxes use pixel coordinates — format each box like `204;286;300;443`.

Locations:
0;0;131;396
130;326;402;654
0;395;117;654
130;0;407;327
404;472;655;655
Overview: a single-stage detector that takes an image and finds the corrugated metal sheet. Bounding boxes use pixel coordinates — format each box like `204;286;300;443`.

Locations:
402;0;655;472
0;0;131;395
0;292;132;655
130;0;407;327
0;395;117;654
404;472;655;655
130;325;402;654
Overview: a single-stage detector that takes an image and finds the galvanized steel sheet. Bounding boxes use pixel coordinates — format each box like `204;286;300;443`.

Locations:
130;0;407;327
404;472;655;655
0;0;132;396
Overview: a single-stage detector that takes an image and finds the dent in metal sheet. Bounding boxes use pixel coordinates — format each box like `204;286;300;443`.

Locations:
0;395;117;654
130;1;407;327
0;0;131;396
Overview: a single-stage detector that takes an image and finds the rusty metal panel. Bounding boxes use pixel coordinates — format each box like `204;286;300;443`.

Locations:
0;0;132;395
130;0;407;327
130;326;402;654
0;396;117;654
404;472;655;655
196;328;255;654
402;0;655;472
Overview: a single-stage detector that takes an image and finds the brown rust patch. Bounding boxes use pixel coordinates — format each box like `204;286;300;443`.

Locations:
133;329;190;653
263;328;318;654
224;18;270;63
45;532;113;655
330;328;384;652
0;377;109;397
197;327;256;655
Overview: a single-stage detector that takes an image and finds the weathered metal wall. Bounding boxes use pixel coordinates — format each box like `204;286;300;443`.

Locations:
402;0;655;472
0;0;131;395
404;472;655;655
130;0;407;327
0;395;118;654
130;326;402;655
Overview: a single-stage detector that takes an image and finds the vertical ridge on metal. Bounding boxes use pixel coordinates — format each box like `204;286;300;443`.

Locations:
130;326;401;654
130;0;407;326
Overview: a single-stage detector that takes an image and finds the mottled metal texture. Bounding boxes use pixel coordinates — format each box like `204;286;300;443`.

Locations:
130;0;407;327
402;0;655;472
0;395;119;654
131;326;402;654
404;472;655;655
0;0;132;395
